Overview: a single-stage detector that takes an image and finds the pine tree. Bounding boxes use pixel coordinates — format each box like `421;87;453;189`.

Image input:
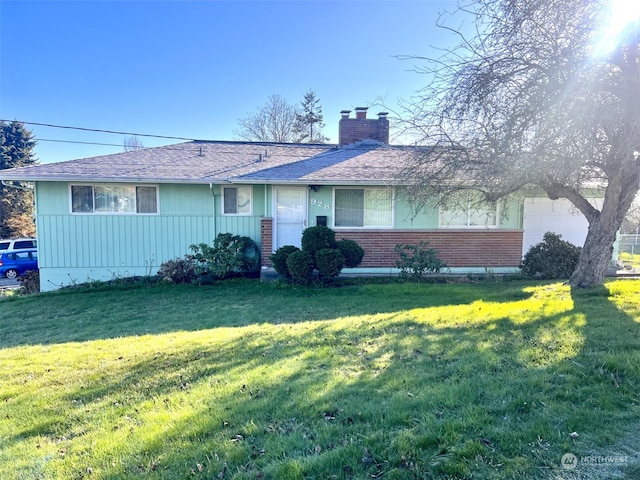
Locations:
0;121;38;238
294;90;328;143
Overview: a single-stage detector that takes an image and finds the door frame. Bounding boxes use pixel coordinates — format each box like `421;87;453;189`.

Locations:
273;186;308;250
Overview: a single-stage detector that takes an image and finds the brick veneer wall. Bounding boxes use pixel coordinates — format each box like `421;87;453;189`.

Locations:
335;230;523;268
260;219;523;268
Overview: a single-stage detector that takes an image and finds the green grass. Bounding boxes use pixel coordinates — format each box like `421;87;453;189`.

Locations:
618;251;640;270
1;278;639;479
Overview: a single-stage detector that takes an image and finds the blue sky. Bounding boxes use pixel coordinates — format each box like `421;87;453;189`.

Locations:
1;0;458;164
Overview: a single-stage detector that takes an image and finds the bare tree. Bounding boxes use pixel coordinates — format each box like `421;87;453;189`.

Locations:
123;136;144;152
235;95;301;143
394;0;640;288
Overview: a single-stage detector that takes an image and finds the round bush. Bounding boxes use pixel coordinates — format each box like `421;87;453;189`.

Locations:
522;232;581;279
158;257;196;284
301;226;336;261
189;233;260;279
315;248;345;279
269;245;300;278
336;239;364;268
286;250;314;284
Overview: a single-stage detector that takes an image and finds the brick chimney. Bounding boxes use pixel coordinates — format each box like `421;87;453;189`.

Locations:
339;107;390;146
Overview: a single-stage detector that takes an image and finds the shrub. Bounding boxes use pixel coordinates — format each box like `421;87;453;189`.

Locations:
158;258;196;284
17;270;40;295
189;233;259;279
301;225;336;261
395;242;446;280
336;239;364;268
274;227;364;284
521;232;581;279
315;248;345;279
269;245;300;278
286;250;314;284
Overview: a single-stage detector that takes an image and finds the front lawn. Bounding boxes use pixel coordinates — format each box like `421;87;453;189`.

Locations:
1;279;639;479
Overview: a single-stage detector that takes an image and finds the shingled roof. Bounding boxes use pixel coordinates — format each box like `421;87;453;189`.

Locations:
0;141;333;184
0;139;418;185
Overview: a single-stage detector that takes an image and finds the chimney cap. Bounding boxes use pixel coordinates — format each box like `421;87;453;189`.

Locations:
355;106;368;111
377;112;389;119
340;110;351;118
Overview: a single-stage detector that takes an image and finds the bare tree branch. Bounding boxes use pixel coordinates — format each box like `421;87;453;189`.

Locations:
391;0;640;287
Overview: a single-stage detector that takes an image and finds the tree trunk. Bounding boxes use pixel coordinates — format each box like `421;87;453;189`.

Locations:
569;219;617;288
569;173;639;288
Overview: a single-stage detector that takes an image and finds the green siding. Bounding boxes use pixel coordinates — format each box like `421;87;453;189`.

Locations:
306;185;521;229
35;182;265;290
161;184;213;215
34;181;523;291
308;186;333;226
36;182;71;214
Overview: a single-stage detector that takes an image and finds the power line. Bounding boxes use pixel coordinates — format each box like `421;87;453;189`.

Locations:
0;119;201;142
3;119;339;157
39;138;126;148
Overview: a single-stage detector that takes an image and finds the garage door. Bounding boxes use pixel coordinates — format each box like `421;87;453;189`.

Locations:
522;198;591;256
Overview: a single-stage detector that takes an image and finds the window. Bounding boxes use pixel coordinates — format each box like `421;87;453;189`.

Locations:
223;186;252;215
71;184;158;214
9;251;32;261
334;188;393;228
13;240;36;249
439;193;498;228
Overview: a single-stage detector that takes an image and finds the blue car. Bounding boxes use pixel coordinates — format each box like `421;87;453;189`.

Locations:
0;249;38;279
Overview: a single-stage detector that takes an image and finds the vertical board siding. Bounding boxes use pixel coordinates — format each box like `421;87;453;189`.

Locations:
37;214;263;270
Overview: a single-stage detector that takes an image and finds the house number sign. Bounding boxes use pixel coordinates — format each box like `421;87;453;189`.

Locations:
310;198;330;210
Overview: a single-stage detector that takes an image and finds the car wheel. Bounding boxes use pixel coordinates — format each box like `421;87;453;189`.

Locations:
5;269;18;279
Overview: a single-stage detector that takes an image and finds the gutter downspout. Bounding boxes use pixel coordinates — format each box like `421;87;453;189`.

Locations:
210;183;216;241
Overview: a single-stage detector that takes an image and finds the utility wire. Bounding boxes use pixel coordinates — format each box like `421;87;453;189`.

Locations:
39;139;128;147
0;119;201;141
4;119;338;157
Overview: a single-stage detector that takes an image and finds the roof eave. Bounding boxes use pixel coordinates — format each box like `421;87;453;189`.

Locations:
0;174;235;184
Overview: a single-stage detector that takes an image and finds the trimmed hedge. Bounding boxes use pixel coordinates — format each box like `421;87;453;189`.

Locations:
286;250;315;284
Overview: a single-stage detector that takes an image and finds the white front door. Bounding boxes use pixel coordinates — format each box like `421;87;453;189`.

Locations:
274;187;307;249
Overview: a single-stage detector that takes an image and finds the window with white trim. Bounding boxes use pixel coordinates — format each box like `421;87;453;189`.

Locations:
71;184;158;214
334;188;393;228
439;193;498;228
223;186;252;215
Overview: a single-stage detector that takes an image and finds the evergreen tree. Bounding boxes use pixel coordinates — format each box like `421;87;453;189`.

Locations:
294;90;328;143
0;121;38;238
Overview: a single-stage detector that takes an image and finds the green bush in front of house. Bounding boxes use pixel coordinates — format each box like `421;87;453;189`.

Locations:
395;241;447;280
301;225;336;261
315;248;345;279
271;226;364;283
269;245;301;279
521;231;581;279
336;239;365;268
189;233;260;280
286;250;315;284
